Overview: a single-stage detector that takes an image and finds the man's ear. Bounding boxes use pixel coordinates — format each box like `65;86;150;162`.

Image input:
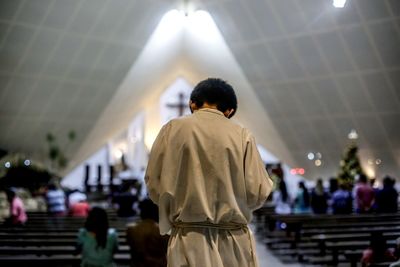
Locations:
189;101;197;113
224;109;235;118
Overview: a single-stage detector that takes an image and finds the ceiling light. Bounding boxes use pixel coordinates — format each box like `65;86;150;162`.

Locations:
348;129;358;140
307;152;315;160
316;152;322;159
333;0;346;8
5;162;11;168
315;159;322;167
365;167;375;178
113;149;123;159
24;159;31;166
290;168;305;175
375;159;381;165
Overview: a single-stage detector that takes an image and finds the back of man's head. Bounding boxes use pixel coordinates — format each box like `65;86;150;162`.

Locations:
190;78;237;117
139;199;159;222
358;174;368;184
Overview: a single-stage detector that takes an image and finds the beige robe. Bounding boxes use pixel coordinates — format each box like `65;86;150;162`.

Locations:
145;108;273;267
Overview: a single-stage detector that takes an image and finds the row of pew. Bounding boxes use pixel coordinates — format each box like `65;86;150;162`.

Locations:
4;207;399;266
255;206;400;267
0;211;133;267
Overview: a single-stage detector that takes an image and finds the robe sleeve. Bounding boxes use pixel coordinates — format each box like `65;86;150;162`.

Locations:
243;131;273;210
145;123;171;205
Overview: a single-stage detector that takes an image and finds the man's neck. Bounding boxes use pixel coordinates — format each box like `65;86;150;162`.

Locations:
200;103;218;110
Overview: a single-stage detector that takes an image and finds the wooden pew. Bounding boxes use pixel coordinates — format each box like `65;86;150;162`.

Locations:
310;232;399;265
0;238;128;246
269;213;400;246
345;250;396;267
0;245;130;255
0;254;130;267
266;213;400;265
0;211;134;266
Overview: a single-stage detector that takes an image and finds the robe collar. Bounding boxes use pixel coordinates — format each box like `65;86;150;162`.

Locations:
195;108;225;117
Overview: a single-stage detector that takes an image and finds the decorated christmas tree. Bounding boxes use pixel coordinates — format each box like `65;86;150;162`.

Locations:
338;142;366;186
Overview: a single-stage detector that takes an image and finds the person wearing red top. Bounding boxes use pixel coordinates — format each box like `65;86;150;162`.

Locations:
70;201;90;217
356;175;375;213
68;191;90;217
361;232;396;266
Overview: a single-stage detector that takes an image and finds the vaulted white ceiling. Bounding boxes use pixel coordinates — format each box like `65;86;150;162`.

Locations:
0;0;399;179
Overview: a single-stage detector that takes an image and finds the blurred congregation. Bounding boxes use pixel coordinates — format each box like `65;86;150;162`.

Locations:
1;162;400;266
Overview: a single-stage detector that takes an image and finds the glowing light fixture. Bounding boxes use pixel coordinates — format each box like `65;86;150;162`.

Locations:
186;10;219;40
365;167;375;178
113;149;123;159
156;9;217;43
307;152;315;160
24;159;31;166
291;168;305;175
5;161;11;168
375;159;381;165
156;9;186;40
348;129;358;140
315;159;322;167
333;0;346;8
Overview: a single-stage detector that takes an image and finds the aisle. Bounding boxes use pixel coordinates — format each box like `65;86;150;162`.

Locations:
252;224;302;267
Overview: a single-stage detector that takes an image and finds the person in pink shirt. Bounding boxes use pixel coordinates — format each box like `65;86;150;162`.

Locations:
361;232;396;266
69;201;90;217
356;175;375;213
68;191;90;217
6;189;27;226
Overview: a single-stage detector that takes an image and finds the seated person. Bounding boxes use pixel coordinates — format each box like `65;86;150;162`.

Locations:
361;232;396;267
46;183;67;216
77;207;119;267
4;189;27;226
69;191;90;217
126;199;169;267
389;237;400;267
113;184;137;217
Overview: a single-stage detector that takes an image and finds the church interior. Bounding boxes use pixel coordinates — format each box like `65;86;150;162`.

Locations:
0;0;400;266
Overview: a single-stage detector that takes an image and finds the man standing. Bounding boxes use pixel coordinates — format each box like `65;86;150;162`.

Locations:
355;174;375;213
145;78;273;267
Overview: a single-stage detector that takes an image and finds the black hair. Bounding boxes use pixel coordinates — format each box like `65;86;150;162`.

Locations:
370;232;387;262
383;175;394;188
359;174;368;183
139;199;159;222
48;183;57;190
190;78;237;117
5;189;15;202
279;179;289;202
84;207;109;249
299;181;310;207
329;177;338;194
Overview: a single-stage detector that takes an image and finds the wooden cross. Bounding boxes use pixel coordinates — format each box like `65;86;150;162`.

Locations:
166;92;187;116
